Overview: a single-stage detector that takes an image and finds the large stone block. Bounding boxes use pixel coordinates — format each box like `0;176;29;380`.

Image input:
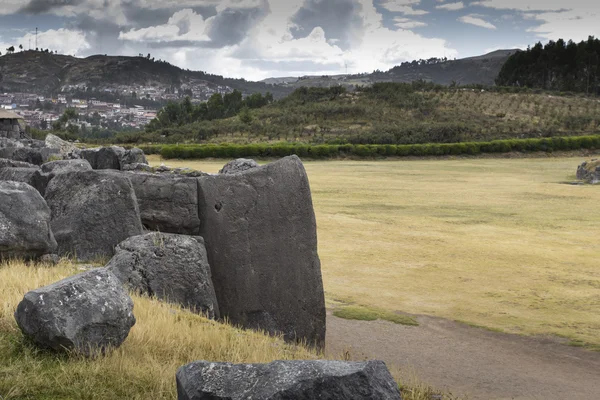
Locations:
44;170;143;261
197;156;325;348
0;167;49;196
107;233;219;318
0;181;57;260
176;360;402;400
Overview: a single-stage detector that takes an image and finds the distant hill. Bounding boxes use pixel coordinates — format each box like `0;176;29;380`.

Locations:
0;51;292;98
261;49;518;89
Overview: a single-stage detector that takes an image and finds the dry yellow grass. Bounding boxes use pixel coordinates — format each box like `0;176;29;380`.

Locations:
150;155;600;347
0;260;316;399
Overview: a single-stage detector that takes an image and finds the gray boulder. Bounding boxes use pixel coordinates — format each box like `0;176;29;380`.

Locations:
41;159;92;176
197;156;326;348
176;360;402;400
0;167;49;195
125;172;201;235
80;146;125;170
0;181;57;260
576;159;600;184
219;158;259;175
107;233;219;318
44;134;80;159
122;163;153;172
0;158;36;169
14;268;136;356
44;170;143;261
121;147;147;166
0;147;59;166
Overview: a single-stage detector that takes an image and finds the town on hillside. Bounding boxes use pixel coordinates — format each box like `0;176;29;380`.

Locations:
0;81;235;133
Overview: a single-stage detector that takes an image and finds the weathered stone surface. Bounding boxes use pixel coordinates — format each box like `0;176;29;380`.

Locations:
176;360;402;400
0;181;57;260
576;159;600;184
107;233;219;318
0;167;49;195
39;253;60;265
80;146;125;170
197;156;326;348
125;171;201;235
41;159;92;176
14;268;136;356
45;134;80;159
219;158;259;175
0;147;59;166
121;147;147;166
0;158;35;169
44;170;143;261
122;163;153;172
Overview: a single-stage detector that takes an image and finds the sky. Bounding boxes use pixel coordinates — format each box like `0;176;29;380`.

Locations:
0;0;598;81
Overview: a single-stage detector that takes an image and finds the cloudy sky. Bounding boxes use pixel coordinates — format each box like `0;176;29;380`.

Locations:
0;0;598;81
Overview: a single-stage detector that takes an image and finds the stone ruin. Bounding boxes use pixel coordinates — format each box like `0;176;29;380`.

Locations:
1;134;401;399
0;110;26;139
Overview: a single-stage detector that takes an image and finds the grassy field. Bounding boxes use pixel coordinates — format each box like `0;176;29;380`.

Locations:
149;155;600;348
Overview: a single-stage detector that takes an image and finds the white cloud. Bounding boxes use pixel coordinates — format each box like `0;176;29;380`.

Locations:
0;29;90;56
394;18;427;29
458;14;497;29
379;0;429;15
119;9;210;43
436;2;464;11
473;0;600;42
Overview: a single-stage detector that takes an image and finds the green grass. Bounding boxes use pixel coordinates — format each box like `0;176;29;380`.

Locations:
333;305;419;326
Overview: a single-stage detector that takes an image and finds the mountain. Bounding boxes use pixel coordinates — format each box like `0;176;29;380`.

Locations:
0;50;293;98
261;49;518;89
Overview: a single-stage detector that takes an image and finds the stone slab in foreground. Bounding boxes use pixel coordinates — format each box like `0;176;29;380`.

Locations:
176;360;402;400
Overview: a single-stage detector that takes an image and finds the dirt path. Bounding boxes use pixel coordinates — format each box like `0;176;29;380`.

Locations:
326;311;600;399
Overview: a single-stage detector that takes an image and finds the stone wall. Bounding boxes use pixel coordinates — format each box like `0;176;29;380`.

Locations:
0;119;23;139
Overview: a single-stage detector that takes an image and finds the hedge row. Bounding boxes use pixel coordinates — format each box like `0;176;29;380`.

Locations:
138;135;600;160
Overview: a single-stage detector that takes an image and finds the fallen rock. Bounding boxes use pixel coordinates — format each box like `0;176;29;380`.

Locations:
176;360;402;400
80;146;125;170
14;268;136;356
44;170;143;261
576;159;600;184
0;167;49;195
0;147;59;166
124;171;201;235
45;133;80;159
0;181;57;260
198;156;326;348
219;158;259;175
107;233;219;318
0;158;36;169
41;159;92;176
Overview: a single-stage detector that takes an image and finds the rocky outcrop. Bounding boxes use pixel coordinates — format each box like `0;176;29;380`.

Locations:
44;134;80;159
0;146;59;166
219;158;259;175
124;172;201;235
80;146;148;170
197;156;326;348
576;159;600;184
0;181;57;260
176;360;402;400
41;159;92;177
44;170;143;261
0;158;36;169
107;233;219;318
0;167;49;195
80;146;125;170
14;268;136;356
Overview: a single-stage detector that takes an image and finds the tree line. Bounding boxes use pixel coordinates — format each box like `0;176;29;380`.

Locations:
496;36;600;94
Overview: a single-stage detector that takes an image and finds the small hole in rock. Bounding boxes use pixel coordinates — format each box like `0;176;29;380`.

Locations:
215;202;223;212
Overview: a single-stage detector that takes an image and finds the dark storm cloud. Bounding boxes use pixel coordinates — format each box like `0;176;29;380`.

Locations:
290;0;364;50
206;1;270;47
121;4;218;30
20;0;83;14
